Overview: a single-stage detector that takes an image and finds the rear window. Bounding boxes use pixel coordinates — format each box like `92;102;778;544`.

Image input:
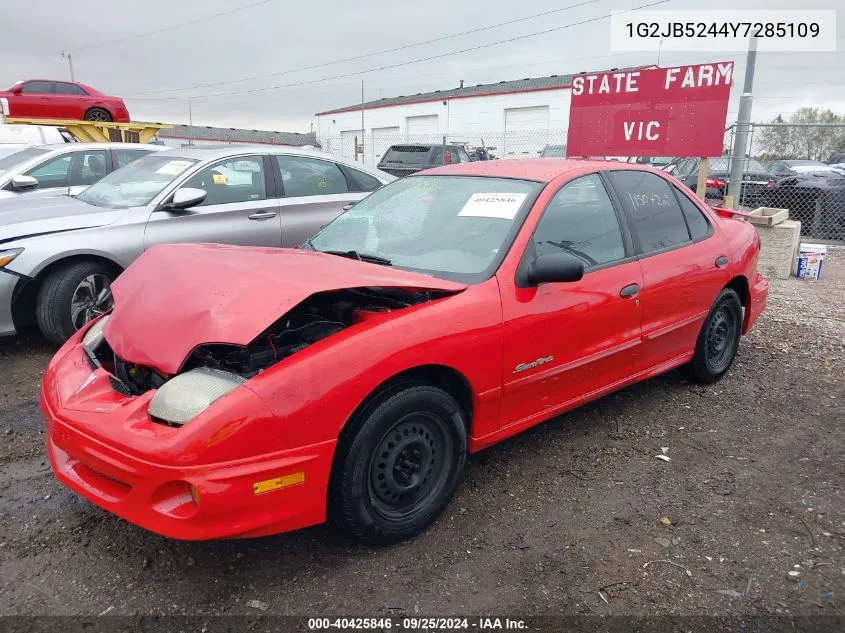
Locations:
382;146;431;165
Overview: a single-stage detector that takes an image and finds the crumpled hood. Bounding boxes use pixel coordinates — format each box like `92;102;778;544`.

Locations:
0;195;122;244
105;243;467;375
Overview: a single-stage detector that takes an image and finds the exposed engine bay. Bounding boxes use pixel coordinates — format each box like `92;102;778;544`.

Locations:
91;287;444;395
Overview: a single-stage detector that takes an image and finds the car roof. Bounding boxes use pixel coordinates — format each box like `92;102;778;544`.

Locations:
420;158;653;183
159;145;387;174
36;142;165;151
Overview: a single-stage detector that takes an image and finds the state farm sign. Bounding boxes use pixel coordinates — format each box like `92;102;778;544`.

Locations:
566;62;734;158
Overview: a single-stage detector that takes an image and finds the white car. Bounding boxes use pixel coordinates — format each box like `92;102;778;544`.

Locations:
0;142;167;200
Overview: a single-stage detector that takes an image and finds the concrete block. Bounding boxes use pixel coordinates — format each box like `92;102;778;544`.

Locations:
756;219;801;280
748;207;789;227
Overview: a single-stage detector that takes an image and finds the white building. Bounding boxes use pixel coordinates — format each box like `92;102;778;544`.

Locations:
315;68;638;168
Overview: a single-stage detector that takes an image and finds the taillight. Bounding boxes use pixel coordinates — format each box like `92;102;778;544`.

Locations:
765;180;774;189
706;177;726;188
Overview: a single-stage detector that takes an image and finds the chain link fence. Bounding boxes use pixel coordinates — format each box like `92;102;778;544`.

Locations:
723;122;845;243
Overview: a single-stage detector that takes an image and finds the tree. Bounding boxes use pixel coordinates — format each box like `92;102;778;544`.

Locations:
756;108;845;161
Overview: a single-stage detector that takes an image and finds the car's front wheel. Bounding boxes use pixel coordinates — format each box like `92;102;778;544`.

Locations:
36;261;116;345
328;384;467;545
683;288;743;383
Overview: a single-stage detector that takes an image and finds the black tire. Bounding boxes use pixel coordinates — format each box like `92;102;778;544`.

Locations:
328;384;467;545
84;107;112;122
682;288;743;384
36;261;116;345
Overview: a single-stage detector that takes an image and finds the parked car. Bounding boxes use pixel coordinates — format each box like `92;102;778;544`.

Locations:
0;146;393;343
0;80;130;122
0;143;165;200
627;156;674;168
0;123;69;146
764;159;845;176
540;144;567;157
40;159;767;544
377;143;471;177
827;152;845;165
669;157;772;206
762;170;845;240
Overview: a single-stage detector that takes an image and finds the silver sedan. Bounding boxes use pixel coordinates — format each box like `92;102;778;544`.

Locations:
0;142;166;200
0;145;394;343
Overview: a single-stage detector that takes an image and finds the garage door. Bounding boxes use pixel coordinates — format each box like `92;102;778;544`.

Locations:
340;129;363;162
504;106;550;157
406;115;439;140
372;126;400;168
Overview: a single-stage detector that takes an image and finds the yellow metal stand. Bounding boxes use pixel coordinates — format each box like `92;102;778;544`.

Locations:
3;118;171;144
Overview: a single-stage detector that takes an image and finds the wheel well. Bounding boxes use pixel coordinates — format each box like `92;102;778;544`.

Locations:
12;255;123;330
340;365;474;442
725;275;749;307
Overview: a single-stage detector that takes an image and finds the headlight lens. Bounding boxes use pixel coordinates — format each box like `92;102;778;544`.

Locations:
82;315;110;349
148;367;245;426
0;248;23;268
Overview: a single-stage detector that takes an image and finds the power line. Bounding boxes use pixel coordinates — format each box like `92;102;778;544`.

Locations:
70;0;278;53
131;0;672;102
135;0;603;95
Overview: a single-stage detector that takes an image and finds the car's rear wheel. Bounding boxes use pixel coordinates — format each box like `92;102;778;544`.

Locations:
84;107;112;122
683;288;743;384
36;261;116;345
328;384;467;545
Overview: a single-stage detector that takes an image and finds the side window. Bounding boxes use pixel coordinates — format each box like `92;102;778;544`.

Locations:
114;149;152;168
346;167;382;192
429;147;443;165
70;150;109;186
55;82;87;96
532;173;625;267
182;156;266;206
673;159;695;179
275;155;348;197
608;171;691;254
21;81;53;94
674;189;712;241
26;154;72;187
457;148;471;163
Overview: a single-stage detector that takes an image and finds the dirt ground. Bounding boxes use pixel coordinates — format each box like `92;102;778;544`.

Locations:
0;249;843;628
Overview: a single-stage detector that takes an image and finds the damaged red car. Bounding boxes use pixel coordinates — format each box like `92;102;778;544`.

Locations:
41;160;768;544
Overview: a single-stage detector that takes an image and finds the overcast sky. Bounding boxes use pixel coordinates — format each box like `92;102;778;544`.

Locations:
1;0;842;132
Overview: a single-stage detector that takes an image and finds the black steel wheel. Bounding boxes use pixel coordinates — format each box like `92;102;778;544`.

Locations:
329;384;467;544
683;288;743;384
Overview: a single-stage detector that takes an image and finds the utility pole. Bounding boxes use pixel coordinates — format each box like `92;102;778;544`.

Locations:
360;80;365;163
62;51;75;81
727;36;758;207
187;98;194;146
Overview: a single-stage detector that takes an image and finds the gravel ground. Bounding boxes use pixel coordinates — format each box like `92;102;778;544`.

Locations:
0;249;843;627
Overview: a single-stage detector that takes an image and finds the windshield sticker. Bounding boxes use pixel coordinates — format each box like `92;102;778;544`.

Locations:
458;192;527;220
155;160;194;176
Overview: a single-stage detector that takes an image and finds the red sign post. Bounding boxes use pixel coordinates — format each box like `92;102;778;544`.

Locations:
566;62;734;158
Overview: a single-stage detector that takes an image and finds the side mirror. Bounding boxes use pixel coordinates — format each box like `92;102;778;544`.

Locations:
11;84;22;95
342;202;356;211
525;253;584;286
163;187;206;211
10;175;38;191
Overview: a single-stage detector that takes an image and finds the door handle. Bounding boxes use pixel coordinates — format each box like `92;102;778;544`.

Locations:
715;255;729;268
620;284;640;298
248;211;277;220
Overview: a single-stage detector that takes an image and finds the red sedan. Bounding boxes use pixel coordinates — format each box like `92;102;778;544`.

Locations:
0;79;130;122
40;159;768;544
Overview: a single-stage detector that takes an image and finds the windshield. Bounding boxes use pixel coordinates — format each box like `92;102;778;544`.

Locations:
309;175;542;283
77;154;198;208
0;147;49;178
541;146;567;157
709;157;767;173
382;146;432;165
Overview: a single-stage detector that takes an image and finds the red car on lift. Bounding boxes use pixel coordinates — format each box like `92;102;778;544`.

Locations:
0;79;130;122
40;159;768;545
